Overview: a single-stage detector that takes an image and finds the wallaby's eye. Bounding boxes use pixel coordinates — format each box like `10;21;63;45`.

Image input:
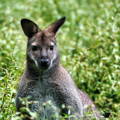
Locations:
49;45;54;51
32;45;38;51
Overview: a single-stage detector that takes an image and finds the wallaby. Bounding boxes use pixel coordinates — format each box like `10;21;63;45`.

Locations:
16;17;103;120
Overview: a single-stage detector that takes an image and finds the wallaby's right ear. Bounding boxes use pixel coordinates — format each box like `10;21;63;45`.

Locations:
21;19;40;38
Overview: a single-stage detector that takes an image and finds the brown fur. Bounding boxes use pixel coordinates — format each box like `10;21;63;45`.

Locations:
16;17;103;120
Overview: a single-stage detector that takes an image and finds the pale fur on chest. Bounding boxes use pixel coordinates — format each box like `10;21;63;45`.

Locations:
28;72;53;94
29;75;56;103
27;76;60;118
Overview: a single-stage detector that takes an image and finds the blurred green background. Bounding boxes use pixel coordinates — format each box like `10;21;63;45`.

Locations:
0;0;120;119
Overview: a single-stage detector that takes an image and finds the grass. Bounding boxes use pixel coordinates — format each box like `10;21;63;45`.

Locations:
0;0;120;119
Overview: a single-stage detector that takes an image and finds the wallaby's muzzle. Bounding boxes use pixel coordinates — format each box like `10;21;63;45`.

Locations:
38;57;50;69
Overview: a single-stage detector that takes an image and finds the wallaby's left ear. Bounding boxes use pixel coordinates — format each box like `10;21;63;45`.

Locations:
45;17;66;34
21;18;40;38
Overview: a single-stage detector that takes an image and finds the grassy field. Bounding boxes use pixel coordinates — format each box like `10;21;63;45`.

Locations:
0;0;120;119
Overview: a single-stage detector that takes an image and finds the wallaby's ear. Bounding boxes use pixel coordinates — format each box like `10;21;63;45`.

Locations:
45;17;66;35
21;19;40;38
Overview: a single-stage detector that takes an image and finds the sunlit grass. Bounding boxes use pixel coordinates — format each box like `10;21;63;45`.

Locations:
0;0;120;119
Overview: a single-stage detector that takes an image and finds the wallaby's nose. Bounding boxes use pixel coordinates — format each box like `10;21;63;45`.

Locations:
39;56;49;68
41;58;49;64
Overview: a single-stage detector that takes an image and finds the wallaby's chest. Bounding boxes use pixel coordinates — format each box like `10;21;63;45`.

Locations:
26;78;57;114
29;76;55;102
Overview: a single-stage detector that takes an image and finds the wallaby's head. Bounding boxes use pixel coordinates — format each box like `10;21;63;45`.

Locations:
21;17;66;70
